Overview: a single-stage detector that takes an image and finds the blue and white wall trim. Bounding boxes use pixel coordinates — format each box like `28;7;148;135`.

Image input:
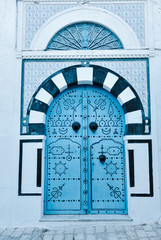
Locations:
27;65;145;136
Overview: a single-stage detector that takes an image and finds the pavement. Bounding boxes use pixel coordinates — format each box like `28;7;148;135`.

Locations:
1;223;161;240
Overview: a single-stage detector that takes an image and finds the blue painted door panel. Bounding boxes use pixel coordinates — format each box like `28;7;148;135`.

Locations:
90;139;126;213
44;85;127;215
44;89;85;214
47;139;81;212
87;87;127;214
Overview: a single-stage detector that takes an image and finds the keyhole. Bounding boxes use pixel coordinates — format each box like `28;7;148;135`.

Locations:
89;122;98;132
99;155;106;164
72;122;81;132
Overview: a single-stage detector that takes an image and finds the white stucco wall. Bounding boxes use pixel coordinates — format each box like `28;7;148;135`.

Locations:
0;0;19;226
1;0;161;227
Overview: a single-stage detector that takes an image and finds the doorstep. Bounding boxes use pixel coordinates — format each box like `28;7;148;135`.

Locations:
40;214;132;222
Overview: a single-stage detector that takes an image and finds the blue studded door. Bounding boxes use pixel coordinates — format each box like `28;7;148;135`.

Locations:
44;85;127;215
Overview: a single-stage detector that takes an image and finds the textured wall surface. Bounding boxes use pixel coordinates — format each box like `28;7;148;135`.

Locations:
0;0;20;227
25;2;145;48
153;0;161;49
1;0;161;227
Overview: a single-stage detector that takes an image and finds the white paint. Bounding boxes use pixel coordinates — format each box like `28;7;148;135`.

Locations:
117;87;136;106
51;73;67;92
21;141;42;194
35;88;53;105
29;110;46;124
1;0;161;228
77;67;93;85
31;6;140;51
125;110;143;124
103;72;119;91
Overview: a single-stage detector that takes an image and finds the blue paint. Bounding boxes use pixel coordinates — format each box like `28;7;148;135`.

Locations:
93;66;108;86
44;85;127;215
31;99;48;113
46;22;123;51
62;67;77;87
43;79;60;97
122;98;142;113
111;78;127;98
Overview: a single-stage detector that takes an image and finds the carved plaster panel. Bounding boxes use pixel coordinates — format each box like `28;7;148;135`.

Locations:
153;0;161;49
94;3;145;47
21;59;149;134
25;4;75;48
24;2;145;49
22;61;80;123
94;60;149;117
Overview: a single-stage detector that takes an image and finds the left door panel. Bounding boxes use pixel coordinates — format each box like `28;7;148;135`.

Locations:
44;88;84;214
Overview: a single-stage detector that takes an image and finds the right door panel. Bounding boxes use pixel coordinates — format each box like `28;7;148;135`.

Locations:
86;86;127;214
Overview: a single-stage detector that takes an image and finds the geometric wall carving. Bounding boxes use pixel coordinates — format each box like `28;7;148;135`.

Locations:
21;59;149;135
26;65;146;135
25;3;145;48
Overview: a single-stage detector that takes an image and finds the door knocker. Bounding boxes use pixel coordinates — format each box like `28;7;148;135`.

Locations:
89;122;98;132
72;122;81;132
99;155;106;164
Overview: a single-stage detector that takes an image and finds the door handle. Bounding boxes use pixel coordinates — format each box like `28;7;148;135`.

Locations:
99;155;106;164
89;122;98;132
72;122;81;132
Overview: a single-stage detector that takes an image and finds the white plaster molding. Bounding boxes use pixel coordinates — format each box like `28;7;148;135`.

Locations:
19;135;46;140
77;67;93;84
117;87;136;106
127;142;150;194
17;49;152;59
123;135;152;141
125;110;143;125
30;6;140;50
35;88;53;105
103;72;119;92
51;73;68;92
29;110;46;123
21;141;43;194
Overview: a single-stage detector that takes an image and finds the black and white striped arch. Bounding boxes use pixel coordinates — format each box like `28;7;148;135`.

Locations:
27;65;145;135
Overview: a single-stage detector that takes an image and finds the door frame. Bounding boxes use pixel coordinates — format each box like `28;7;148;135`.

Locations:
25;64;145;219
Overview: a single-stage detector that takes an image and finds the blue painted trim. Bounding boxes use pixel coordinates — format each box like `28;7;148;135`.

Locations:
29;123;45;135
111;77;128;97
20;60;25;135
93;66;108;87
146;59;151;133
43;79;60;97
122;98;142;114
125;124;144;135
31;99;48;113
62;66;78;87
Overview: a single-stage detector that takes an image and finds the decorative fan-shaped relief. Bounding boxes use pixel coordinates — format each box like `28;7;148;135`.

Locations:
46;22;123;50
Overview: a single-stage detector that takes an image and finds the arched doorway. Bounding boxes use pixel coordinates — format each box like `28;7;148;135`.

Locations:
26;64;145;215
44;85;127;214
